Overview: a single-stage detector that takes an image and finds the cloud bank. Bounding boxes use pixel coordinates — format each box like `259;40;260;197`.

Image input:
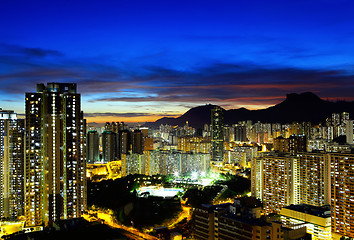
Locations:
0;42;353;121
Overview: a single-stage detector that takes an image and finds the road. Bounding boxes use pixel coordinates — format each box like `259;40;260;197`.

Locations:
167;201;191;228
84;200;192;239
83;211;159;240
119;228;149;240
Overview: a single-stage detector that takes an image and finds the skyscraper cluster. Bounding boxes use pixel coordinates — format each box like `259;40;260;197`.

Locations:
86;122;145;164
0;83;87;229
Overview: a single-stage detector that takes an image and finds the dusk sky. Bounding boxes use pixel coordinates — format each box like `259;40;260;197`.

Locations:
1;0;354;123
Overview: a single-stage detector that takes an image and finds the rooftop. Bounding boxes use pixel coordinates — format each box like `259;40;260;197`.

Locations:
283;204;331;218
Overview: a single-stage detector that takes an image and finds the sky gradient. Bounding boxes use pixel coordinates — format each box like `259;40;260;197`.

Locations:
1;0;354;124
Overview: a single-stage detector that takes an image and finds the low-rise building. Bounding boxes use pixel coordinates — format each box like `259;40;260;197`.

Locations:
193;198;309;240
280;204;331;240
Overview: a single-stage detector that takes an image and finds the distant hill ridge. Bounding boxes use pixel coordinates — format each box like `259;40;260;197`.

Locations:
144;92;354;129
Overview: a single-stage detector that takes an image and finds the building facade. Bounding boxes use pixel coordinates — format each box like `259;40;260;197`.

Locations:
280;204;331;240
251;156;263;201
193;199;305;240
211;106;224;162
87;130;99;164
330;153;354;238
253;151;354;239
346;120;353;144
262;154;300;214
177;136;211;153
25;83;86;227
102;130;117;162
123;150;211;176
297;153;331;207
132;129;144;154
0;110;25;219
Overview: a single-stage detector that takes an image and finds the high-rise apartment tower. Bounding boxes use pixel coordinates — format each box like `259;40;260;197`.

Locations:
87;130;99;164
25;83;86;227
0;110;25;219
211;106;224;161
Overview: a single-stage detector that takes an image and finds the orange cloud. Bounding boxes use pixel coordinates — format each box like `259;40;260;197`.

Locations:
86;114;179;123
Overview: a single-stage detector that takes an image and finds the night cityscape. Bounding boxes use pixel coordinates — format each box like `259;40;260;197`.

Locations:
0;1;353;240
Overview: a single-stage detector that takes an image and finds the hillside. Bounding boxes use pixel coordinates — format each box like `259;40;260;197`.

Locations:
144;92;354;129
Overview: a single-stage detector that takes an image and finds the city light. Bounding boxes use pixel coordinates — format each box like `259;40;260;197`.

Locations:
1;3;354;238
137;186;184;198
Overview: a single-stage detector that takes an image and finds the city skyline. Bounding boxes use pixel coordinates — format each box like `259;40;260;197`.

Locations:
0;80;353;238
1;0;354;124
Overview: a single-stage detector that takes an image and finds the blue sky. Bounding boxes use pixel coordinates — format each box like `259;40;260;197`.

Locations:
1;0;354;123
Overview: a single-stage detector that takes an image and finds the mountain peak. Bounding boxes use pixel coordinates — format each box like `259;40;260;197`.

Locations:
144;92;354;128
285;92;322;103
